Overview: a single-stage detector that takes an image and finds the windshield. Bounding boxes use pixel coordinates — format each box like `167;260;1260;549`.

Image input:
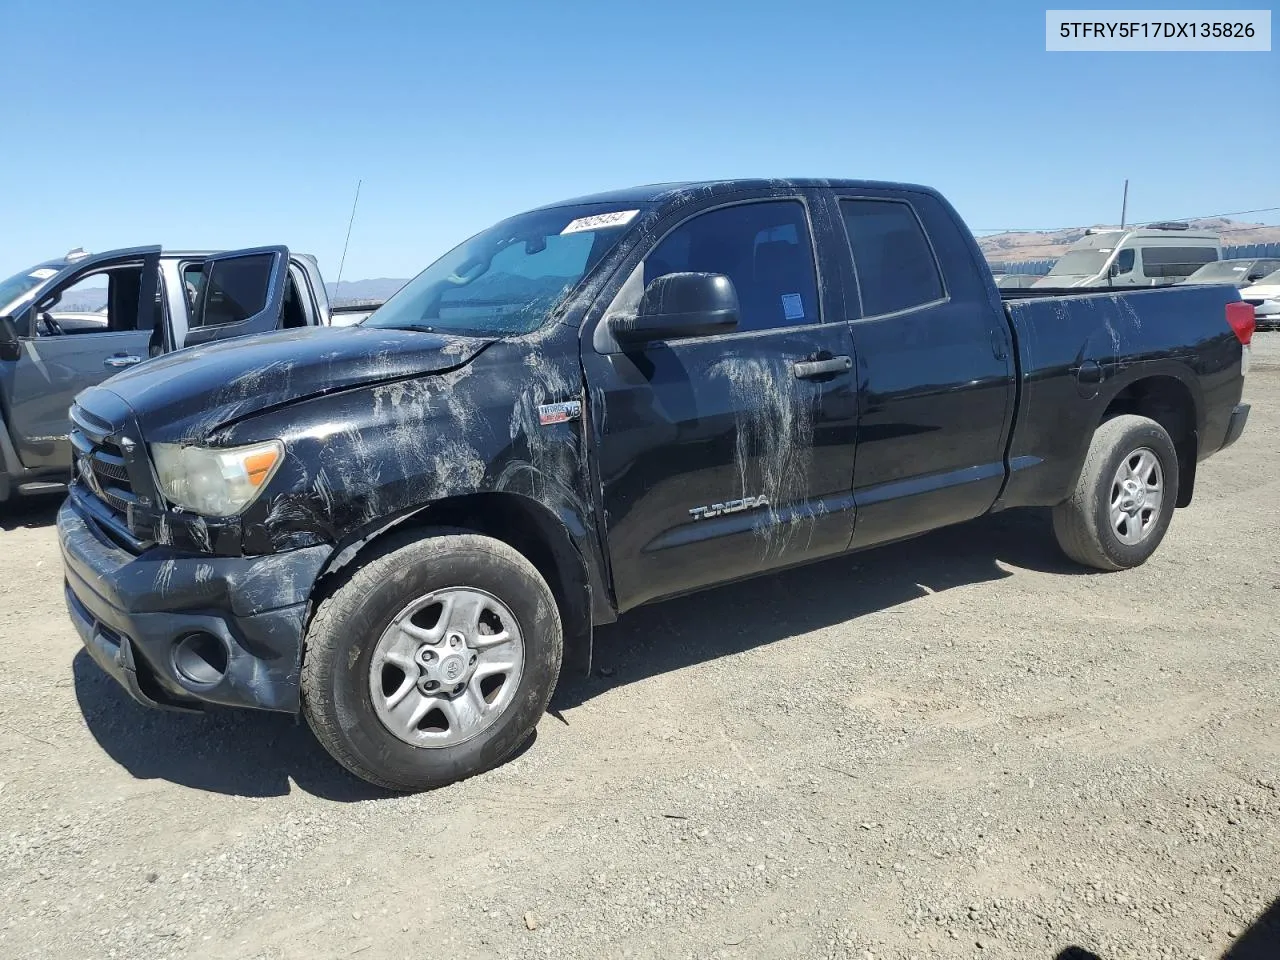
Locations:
364;204;646;337
1046;250;1109;276
1182;261;1253;283
0;264;59;314
1253;268;1280;287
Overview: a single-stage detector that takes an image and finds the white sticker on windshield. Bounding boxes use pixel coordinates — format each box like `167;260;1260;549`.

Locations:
28;268;58;280
561;210;639;235
781;293;805;321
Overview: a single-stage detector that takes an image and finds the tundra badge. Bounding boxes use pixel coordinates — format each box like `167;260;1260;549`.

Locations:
689;495;770;521
538;400;582;426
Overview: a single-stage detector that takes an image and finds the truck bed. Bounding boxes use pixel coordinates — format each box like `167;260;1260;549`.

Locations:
995;282;1246;512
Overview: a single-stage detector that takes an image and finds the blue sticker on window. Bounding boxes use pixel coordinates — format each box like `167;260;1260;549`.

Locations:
781;293;804;321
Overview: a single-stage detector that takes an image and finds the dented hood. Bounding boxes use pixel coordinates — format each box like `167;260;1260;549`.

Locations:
84;326;493;442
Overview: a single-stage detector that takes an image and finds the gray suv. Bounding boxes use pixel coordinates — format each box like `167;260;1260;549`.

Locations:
0;245;330;503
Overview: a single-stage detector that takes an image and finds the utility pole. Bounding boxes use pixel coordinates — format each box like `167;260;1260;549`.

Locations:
1120;179;1129;229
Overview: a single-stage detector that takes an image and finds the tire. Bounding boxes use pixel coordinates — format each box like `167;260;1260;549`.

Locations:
1052;414;1180;571
301;528;562;791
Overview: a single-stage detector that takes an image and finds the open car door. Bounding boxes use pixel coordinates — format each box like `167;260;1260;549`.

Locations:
1;246;160;471
182;246;290;349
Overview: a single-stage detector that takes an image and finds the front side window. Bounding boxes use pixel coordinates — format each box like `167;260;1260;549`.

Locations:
839;199;944;316
644;200;819;332
48;273;109;314
194;254;273;328
1114;249;1135;274
366;204;647;337
37;265;152;335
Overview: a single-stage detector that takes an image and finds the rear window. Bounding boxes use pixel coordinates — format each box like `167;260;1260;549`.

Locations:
839;200;944;317
1141;246;1218;280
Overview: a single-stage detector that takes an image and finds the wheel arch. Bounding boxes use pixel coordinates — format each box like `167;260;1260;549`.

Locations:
1098;373;1199;507
311;491;595;675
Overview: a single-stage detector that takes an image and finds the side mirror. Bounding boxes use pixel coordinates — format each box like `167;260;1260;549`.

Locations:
1108;262;1121;279
609;272;738;346
0;316;20;361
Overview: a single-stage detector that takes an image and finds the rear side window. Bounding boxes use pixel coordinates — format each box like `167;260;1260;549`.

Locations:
195;253;272;328
1140;246;1218;280
644;200;819;333
181;263;205;309
839;200;944;317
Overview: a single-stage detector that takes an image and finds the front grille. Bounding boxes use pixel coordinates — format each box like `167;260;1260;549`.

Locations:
69;402;143;519
90;449;129;483
74;442;139;515
95;456;137;513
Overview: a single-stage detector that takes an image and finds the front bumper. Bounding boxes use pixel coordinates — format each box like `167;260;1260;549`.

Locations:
1220;403;1250;452
59;495;330;713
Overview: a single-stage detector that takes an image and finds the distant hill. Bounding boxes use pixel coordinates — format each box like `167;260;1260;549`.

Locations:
978;218;1280;263
326;278;407;305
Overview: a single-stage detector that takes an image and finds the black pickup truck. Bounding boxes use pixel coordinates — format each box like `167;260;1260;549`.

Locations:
58;179;1254;791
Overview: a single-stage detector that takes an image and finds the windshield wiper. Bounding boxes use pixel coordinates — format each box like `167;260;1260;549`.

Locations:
389;323;502;339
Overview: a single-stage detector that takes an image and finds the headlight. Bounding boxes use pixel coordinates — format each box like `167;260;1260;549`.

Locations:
151;440;283;517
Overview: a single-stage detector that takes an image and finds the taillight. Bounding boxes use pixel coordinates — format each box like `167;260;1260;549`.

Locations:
1226;301;1255;346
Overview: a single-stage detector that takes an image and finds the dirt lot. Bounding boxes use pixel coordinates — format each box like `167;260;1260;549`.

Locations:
1;338;1277;960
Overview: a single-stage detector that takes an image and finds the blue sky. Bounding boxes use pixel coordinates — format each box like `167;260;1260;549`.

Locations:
1;0;1275;281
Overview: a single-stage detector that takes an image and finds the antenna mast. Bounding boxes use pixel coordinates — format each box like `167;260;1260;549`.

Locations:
333;179;363;302
1120;178;1129;229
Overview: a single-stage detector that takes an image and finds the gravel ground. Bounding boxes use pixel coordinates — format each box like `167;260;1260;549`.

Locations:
1;336;1277;960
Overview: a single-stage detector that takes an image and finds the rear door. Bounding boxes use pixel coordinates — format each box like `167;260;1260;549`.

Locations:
181;246;290;348
583;193;860;612
2;247;159;469
829;189;1016;549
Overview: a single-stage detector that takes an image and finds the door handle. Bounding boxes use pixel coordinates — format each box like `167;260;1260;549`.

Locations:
792;356;852;380
104;355;143;368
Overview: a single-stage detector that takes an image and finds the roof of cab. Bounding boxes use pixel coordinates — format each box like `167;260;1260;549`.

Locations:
1072;229;1220;249
531;178;937;210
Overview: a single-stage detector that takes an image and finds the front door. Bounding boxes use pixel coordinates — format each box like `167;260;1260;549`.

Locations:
2;248;159;469
584;197;860;612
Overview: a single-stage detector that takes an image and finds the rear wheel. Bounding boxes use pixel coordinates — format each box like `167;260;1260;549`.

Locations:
301;529;562;791
1052;414;1179;571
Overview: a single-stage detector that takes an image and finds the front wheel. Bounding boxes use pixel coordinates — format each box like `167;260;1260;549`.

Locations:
1052;414;1180;571
301;529;563;791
